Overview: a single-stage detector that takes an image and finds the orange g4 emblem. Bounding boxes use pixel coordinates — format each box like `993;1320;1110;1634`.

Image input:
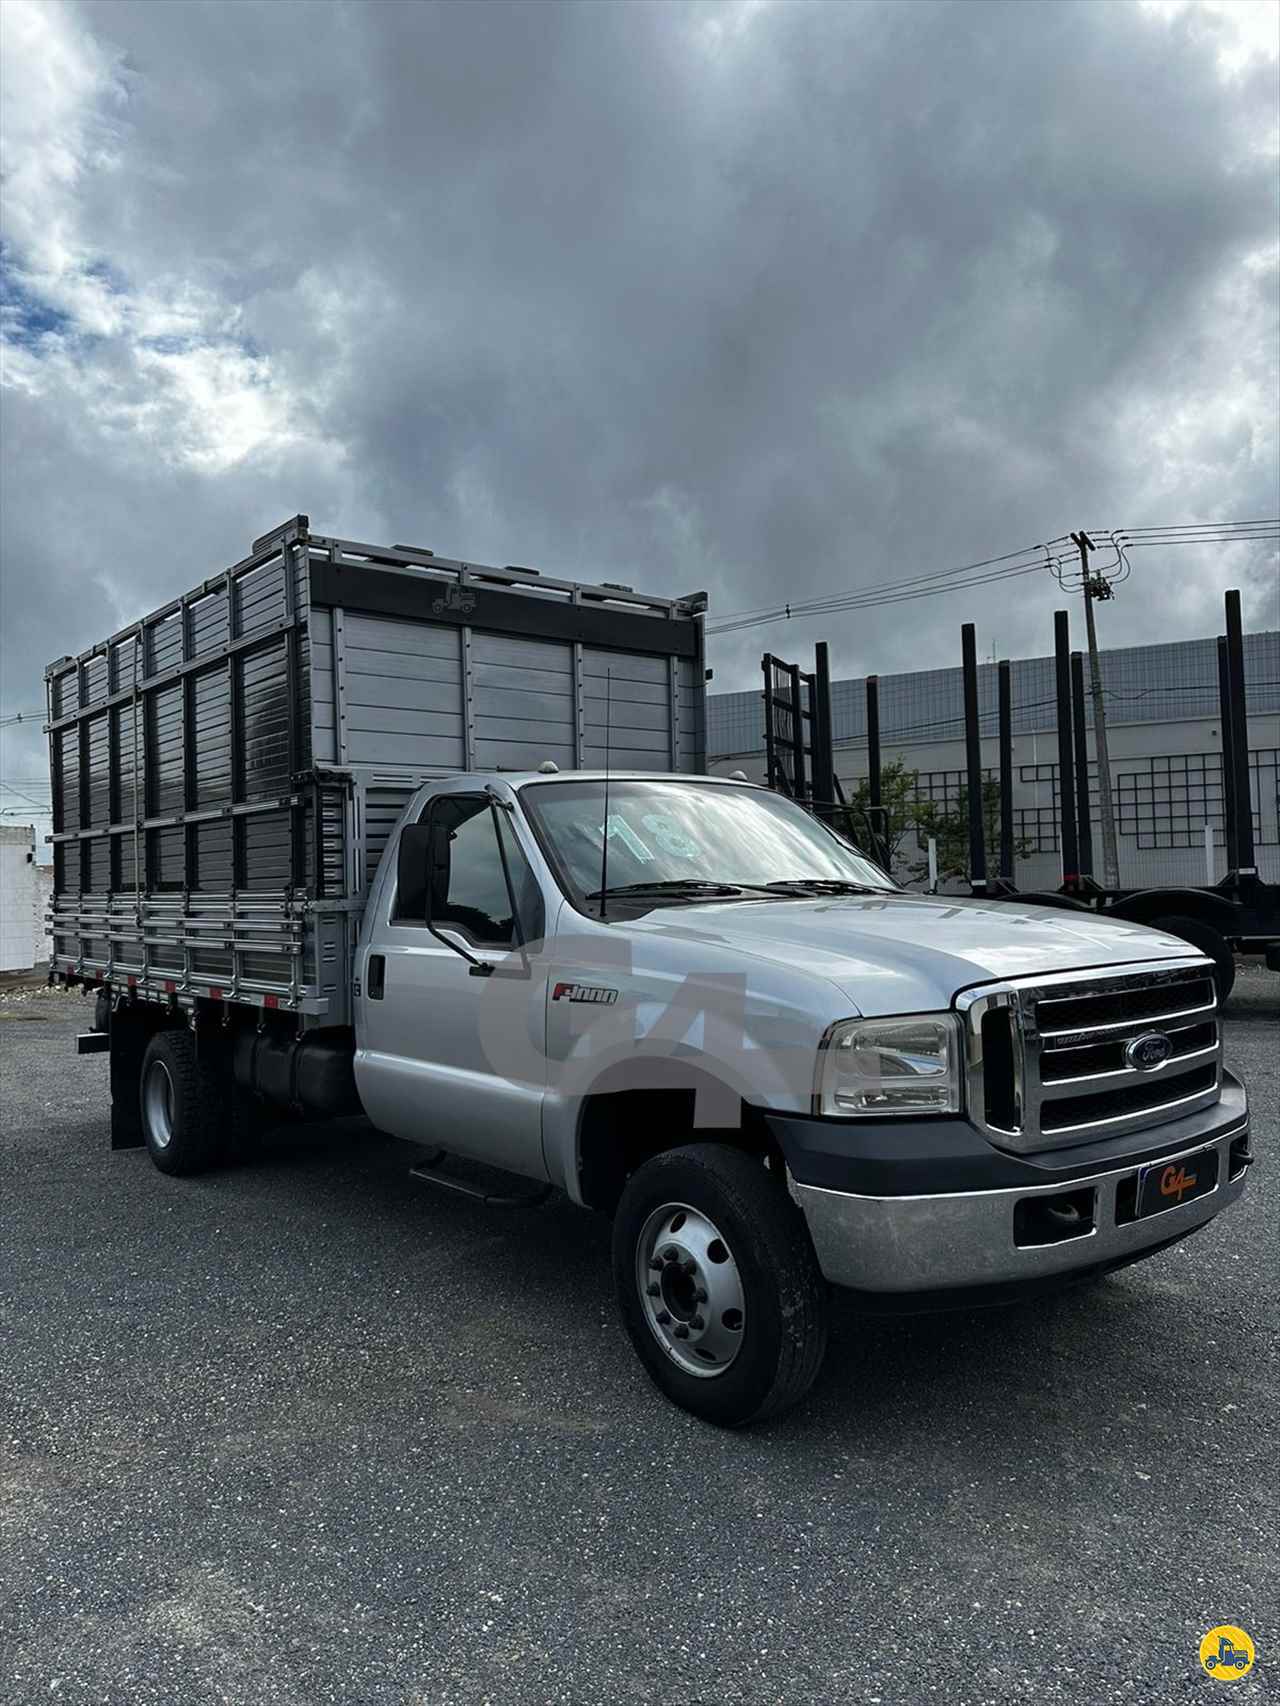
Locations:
1159;1164;1198;1202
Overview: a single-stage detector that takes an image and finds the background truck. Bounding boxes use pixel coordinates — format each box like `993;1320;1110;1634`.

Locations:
953;592;1280;998
756;593;1279;1003
48;518;1252;1425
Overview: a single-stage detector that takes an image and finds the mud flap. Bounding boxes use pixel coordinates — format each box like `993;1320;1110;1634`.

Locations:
107;1005;149;1150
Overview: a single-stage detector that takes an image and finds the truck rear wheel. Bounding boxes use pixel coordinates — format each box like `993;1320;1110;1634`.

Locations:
612;1143;829;1427
1149;914;1235;1003
139;1029;228;1176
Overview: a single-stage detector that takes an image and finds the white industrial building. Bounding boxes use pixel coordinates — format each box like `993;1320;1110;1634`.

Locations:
708;629;1280;891
1;824;53;972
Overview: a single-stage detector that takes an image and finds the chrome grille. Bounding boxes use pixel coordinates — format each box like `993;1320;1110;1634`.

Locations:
959;960;1222;1154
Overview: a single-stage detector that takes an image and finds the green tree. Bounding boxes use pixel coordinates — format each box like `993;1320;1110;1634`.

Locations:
841;761;923;872
842;767;1031;886
911;778;1033;885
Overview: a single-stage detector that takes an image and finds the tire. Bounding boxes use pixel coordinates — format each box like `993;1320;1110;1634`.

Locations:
139;1028;228;1176
1148;914;1235;1004
612;1144;829;1427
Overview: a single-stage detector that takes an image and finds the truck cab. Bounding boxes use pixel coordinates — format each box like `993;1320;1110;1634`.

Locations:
353;769;1251;1424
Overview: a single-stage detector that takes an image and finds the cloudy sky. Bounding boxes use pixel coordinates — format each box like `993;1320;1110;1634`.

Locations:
2;0;1277;826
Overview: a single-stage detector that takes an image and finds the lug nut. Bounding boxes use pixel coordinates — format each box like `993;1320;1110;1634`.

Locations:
681;1258;697;1276
649;1258;664;1272
691;1315;705;1331
646;1283;660;1298
656;1310;671;1326
695;1286;708;1303
674;1324;690;1339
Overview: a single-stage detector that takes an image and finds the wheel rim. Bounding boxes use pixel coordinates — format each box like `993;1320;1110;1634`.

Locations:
142;1058;176;1149
635;1202;746;1378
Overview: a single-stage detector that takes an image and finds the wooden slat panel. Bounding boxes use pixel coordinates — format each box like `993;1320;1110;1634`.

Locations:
85;713;110;827
191;667;232;808
83;653;109;707
241;638;291;800
148;683;184;816
58;726;81;832
148;611;183;677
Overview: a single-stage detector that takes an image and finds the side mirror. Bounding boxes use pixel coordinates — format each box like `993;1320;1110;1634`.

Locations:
396;822;431;921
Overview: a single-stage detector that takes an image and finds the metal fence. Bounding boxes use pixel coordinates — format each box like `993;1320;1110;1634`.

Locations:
847;748;1280;892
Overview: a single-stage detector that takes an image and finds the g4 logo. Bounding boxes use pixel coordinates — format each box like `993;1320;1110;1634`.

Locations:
1159;1163;1198;1202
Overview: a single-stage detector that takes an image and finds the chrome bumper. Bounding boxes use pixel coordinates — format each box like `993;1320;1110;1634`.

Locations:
790;1121;1251;1294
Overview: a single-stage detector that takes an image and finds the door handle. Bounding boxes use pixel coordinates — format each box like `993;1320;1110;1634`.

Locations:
367;953;386;1000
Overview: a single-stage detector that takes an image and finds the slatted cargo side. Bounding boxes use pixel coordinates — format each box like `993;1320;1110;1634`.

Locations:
46;518;333;1018
47;521;707;1028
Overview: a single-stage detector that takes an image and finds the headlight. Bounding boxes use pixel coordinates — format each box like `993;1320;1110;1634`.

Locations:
815;1013;961;1117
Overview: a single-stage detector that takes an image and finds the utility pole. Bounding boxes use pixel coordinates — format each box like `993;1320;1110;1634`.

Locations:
1070;530;1120;889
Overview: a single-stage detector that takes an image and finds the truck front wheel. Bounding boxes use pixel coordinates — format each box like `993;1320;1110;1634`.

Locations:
139;1029;228;1176
612;1143;829;1427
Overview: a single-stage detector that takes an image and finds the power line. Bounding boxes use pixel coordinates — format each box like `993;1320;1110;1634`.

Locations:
711;553;1071;636
1121;535;1278;549
712;538;1074;627
0;783;52;811
1098;519;1278;535
706;519;1280;636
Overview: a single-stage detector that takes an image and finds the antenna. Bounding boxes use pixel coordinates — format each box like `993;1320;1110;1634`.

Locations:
599;669;612;919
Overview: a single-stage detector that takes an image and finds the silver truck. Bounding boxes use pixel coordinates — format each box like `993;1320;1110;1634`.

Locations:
51;519;1252;1425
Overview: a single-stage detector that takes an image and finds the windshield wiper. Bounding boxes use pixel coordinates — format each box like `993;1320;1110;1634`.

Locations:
763;878;891;896
585;877;893;903
585;879;778;901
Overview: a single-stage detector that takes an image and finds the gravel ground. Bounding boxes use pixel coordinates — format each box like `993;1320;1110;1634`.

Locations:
1;967;1276;1706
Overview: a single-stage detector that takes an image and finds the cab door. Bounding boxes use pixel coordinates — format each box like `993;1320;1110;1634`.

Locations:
355;791;549;1179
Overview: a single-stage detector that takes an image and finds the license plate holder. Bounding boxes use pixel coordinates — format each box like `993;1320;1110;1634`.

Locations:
1135;1147;1218;1219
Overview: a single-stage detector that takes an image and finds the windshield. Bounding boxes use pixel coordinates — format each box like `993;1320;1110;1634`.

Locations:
520;778;896;908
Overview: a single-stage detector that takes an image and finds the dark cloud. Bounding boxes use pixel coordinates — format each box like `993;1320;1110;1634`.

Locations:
2;0;1277;823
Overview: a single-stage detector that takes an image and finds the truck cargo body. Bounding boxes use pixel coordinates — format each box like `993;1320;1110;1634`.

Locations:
46;517;707;1026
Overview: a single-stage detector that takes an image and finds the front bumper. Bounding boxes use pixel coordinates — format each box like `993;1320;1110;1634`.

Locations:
770;1076;1251;1300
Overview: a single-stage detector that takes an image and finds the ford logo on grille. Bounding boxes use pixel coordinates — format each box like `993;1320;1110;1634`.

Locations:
1125;1031;1173;1071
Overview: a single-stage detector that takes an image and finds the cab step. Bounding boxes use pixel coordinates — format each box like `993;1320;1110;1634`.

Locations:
408;1156;552;1209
